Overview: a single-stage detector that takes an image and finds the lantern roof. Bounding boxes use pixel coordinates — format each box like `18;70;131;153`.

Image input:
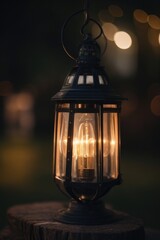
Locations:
52;35;125;103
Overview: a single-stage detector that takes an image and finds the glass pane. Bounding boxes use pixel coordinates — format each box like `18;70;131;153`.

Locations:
99;75;104;85
72;113;97;182
86;76;94;84
103;112;119;179
78;75;84;85
103;104;117;109
75;104;97;109
66;75;74;85
58;103;70;109
55;112;69;179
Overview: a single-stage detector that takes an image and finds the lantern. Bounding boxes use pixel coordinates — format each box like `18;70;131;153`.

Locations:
51;4;124;225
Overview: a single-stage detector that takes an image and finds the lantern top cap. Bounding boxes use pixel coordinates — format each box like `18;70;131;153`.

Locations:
77;34;101;65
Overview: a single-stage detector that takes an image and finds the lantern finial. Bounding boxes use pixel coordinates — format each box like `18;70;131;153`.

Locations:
77;34;100;65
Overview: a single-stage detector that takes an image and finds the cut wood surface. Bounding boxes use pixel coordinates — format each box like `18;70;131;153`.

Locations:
6;201;146;240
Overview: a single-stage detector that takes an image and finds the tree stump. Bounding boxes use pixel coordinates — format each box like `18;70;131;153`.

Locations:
5;201;145;240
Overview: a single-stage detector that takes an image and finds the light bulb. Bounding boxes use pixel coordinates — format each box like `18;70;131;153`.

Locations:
72;113;96;181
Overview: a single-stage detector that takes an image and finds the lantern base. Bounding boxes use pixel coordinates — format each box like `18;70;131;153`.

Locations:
54;200;121;225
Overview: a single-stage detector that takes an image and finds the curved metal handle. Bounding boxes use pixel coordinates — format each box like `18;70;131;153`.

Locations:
61;2;107;60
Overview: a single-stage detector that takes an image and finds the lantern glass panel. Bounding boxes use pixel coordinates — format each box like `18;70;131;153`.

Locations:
103;106;119;179
55;111;69;179
99;75;104;85
66;75;74;85
78;75;84;85
86;76;94;85
72;113;98;182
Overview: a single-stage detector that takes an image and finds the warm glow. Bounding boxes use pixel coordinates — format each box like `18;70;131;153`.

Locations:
0;143;37;187
102;22;118;41
61;139;67;144
148;28;160;47
74;122;96;158
5;93;34;112
56;112;69;178
108;5;123;18
114;31;132;49
73;138;96;147
133;9;148;23
103;113;119;179
159;33;160;45
150;95;160;116
103;139;116;145
148;15;160;30
4;92;34;137
77;121;95;173
62;137;96;156
110;140;116;145
72;114;96;181
103;139;116;157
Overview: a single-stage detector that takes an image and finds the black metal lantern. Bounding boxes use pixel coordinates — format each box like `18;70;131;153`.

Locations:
52;2;124;225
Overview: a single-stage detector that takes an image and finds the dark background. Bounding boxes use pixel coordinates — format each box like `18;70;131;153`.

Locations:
0;0;160;231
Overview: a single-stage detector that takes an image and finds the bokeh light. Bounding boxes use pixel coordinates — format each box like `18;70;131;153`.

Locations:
0;144;38;187
148;28;160;47
133;9;148;23
4;92;35;137
114;31;132;49
148;15;160;30
108;5;123;18
102;22;118;41
150;95;160;116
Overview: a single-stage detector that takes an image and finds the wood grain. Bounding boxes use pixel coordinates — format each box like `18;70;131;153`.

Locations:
6;201;145;240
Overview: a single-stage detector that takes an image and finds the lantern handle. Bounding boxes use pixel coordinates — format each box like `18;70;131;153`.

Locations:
61;1;107;61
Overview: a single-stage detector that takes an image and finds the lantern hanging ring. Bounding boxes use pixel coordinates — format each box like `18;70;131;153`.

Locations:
61;0;107;61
